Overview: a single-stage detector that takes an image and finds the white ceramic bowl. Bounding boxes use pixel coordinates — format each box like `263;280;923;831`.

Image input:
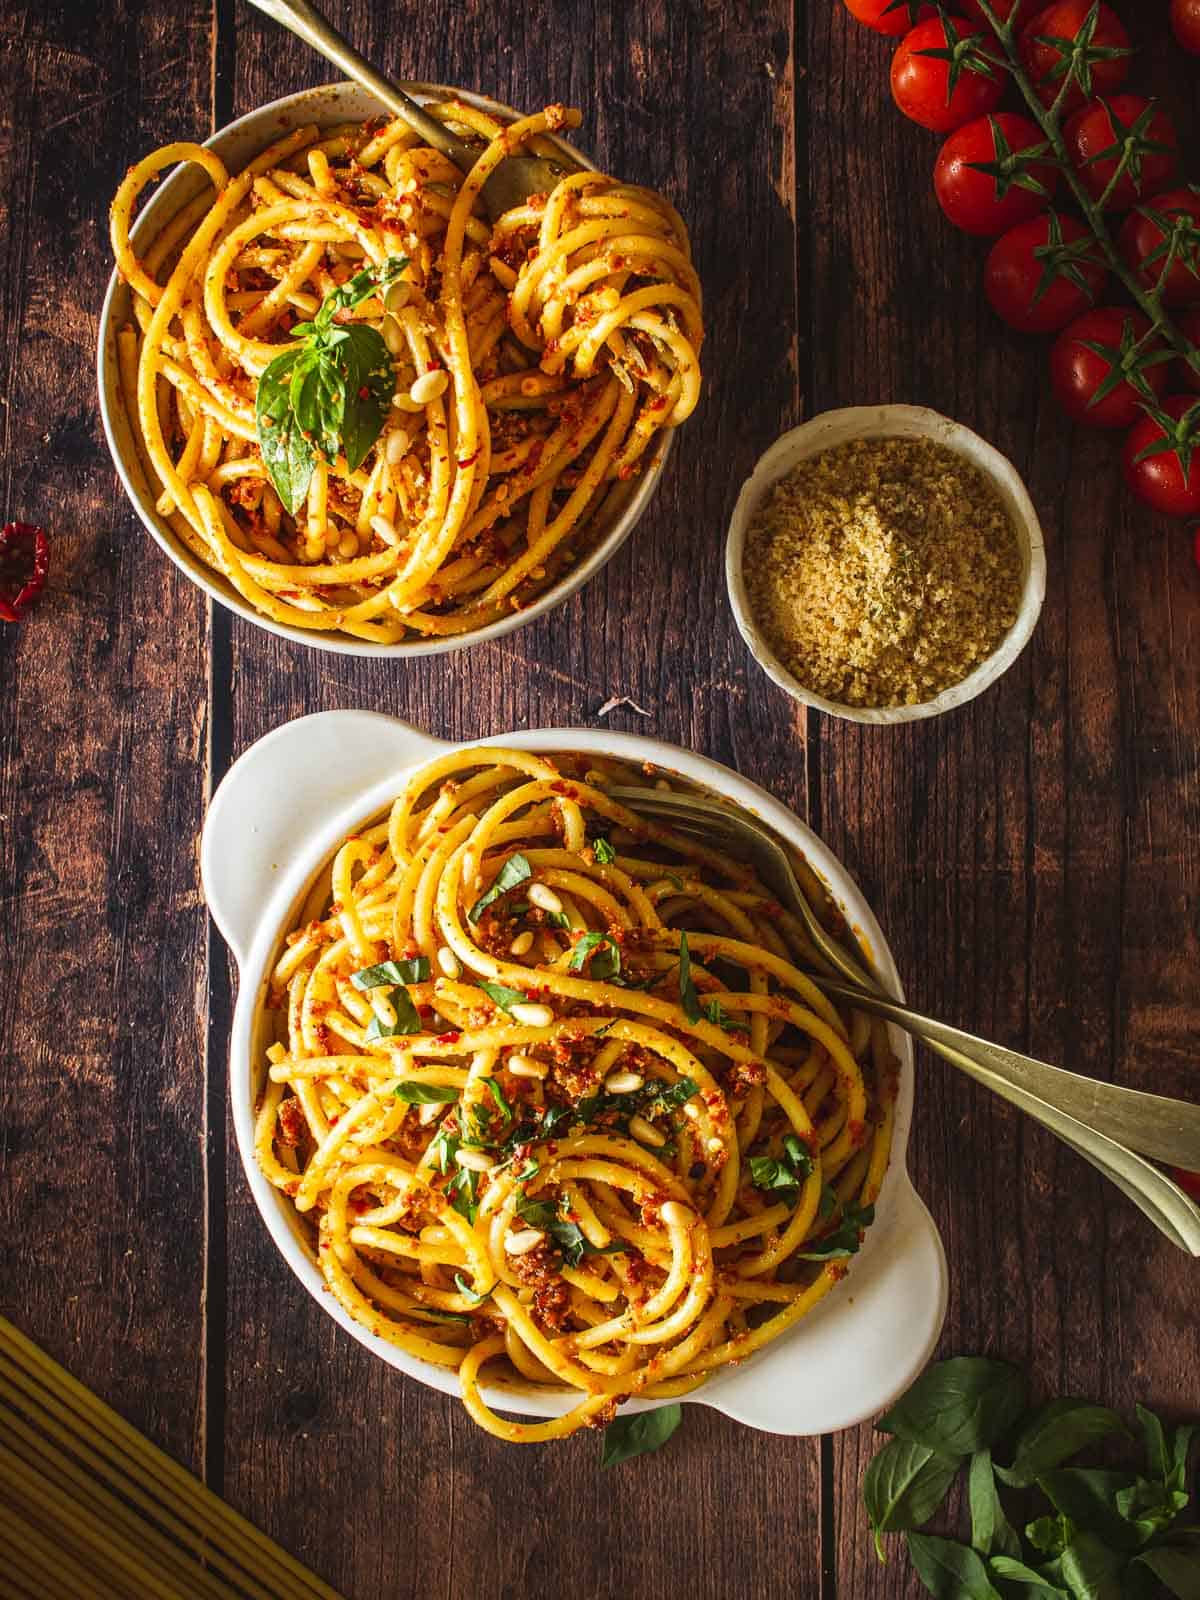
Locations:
726;405;1047;725
201;710;947;1435
96;82;670;659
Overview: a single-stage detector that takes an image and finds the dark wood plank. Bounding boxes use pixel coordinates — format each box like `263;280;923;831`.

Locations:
213;3;824;1596
804;8;1200;1594
0;1;213;1465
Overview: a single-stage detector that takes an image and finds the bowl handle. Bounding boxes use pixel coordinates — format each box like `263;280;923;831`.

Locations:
694;1174;948;1437
201;711;449;966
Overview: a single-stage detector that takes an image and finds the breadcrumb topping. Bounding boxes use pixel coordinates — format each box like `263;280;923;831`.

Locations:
743;437;1022;708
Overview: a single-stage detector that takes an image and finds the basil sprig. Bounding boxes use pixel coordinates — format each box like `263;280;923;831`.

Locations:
254;255;409;514
862;1356;1200;1597
468;854;531;922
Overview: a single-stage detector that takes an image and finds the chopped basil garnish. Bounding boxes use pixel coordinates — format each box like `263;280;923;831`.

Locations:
515;1195;558;1229
567;930;622;981
352;957;429;989
749;1133;814;1205
678;931;701;1022
453;1273;492;1306
592;837;616;865
478;980;528;1013
364;984;423;1041
797;1201;874;1260
481;1076;513;1123
468;853;532;922
546;910;570;929
702;997;741;1031
546;1216;629;1269
393;1079;459;1104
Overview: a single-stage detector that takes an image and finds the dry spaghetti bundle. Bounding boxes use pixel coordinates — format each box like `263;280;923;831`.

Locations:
109;103;703;644
256;747;895;1441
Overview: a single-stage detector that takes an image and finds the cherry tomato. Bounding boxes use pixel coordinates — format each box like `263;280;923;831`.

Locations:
1019;0;1131;114
1123;395;1200;518
934;113;1058;236
1049;307;1169;429
891;15;1007;133
984;212;1107;333
1064;95;1179;211
960;0;1035;26
843;0;939;35
1173;1164;1200;1200
1171;0;1200;54
1178;310;1200;394
1119;189;1200;307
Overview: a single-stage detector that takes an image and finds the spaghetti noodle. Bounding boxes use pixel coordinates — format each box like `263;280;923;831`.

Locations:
109;102;703;643
257;748;896;1441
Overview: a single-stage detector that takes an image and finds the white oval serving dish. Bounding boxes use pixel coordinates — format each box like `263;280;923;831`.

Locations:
201;710;947;1436
96;82;670;659
726;405;1047;725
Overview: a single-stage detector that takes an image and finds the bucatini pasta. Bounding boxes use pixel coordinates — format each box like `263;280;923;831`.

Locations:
108;102;704;643
257;747;897;1442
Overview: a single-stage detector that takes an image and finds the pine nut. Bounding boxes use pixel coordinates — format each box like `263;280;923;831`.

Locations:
436;945;461;979
506;1053;547;1079
370;513;401;546
504;1227;545;1256
409;369;448;405
455;1148;497;1173
392;390;424;412
706;1137;724;1154
682;1103;702;1121
337;532;359;560
628;1114;666;1148
510;1002;554;1028
384;280;411;312
385;429;409;465
660;1200;692;1228
510;930;535;957
528;883;563;915
382;315;405;355
604;1070;643;1095
461;850;477;888
418;1100;444;1126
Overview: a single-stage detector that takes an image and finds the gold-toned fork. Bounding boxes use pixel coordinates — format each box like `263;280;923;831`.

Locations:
609;784;1200;1257
245;0;579;218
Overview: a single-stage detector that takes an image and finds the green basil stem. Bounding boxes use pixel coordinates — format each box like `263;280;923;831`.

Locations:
974;0;1199;376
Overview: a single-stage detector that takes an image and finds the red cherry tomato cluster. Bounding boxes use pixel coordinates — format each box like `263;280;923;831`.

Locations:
841;0;1200;520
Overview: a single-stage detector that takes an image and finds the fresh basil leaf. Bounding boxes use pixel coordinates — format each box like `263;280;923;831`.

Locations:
1027;1516;1075;1559
545;1217;629;1269
1038;1469;1144;1555
546;910;570;929
429;1125;459;1173
782;1133;813;1176
863;1437;961;1559
453;1273;491;1306
592;836;616;865
365;984;422;1040
904;1532;1002;1599
819;1182;838;1217
601;1404;681;1467
749;1134;812;1204
481;1076;513;1123
255;345;314;514
678;931;701;1022
880;1358;1026;1459
336;323;395;471
1055;1530;1125;1600
469;854;532;921
445;1163;478;1224
318;253;409;326
1132;1546;1200;1599
988;1556;1070;1597
352;957;430;989
998;1402;1129;1489
478;981;528;1013
422;1309;470;1325
702;997;742;1031
1137;1403;1196;1497
393;1079;459;1104
1114;1476;1189;1540
568;931;622;981
643;1075;698;1116
510;1157;539;1185
515;1196;557;1229
290;345;345;462
796;1202;874;1260
749;1156;797;1194
970;1449;1021;1559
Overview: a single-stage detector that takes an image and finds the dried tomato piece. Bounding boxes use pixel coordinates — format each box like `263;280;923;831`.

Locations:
0;522;49;623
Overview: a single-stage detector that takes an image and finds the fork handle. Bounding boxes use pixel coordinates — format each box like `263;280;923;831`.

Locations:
244;0;481;172
820;978;1200;1172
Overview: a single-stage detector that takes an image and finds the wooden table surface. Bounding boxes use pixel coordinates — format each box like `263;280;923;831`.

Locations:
2;3;1197;1596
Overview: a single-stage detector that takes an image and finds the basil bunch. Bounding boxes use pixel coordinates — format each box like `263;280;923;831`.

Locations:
254;255;409;514
863;1355;1199;1598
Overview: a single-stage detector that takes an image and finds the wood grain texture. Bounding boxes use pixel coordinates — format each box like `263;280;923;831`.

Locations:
1;2;1198;1597
0;1;212;1466
806;7;1200;1595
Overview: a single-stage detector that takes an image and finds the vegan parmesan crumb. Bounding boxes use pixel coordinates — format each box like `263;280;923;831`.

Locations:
742;436;1023;708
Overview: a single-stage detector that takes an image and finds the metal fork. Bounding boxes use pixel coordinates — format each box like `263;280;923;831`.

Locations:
245;0;578;218
609;784;1200;1256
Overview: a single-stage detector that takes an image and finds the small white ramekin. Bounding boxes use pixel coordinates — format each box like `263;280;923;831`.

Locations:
96;83;671;659
725;405;1047;725
201;710;947;1437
